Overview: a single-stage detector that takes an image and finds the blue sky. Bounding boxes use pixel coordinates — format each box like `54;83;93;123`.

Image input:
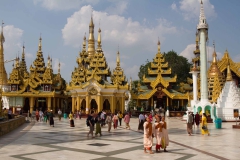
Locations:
0;0;240;82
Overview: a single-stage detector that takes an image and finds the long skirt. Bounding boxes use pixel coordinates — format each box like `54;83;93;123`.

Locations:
114;119;118;129
70;119;75;127
138;120;144;130
36;115;39;121
187;123;193;134
143;135;153;150
49;117;54;126
95;123;101;135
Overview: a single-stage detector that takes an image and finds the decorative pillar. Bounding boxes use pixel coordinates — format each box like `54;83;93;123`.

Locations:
47;97;51;111
111;94;115;114
72;97;75;113
53;97;56;113
86;94;90;114
121;96;125;113
77;96;80;111
97;94;101;113
30;97;35;113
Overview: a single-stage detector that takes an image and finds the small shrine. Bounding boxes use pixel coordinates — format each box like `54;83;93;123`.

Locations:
3;37;66;114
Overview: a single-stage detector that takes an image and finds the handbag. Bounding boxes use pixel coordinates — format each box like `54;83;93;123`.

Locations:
202;125;207;130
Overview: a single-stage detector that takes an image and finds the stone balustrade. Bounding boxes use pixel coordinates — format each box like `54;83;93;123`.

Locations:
0;116;26;136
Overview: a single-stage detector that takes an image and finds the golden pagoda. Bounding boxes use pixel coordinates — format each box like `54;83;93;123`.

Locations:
131;40;190;111
67;17;128;114
4;37;66;114
207;43;225;103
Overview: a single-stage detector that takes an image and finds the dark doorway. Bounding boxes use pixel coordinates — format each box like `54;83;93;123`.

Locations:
81;99;86;113
103;99;110;113
90;99;98;113
37;98;47;112
23;98;30;113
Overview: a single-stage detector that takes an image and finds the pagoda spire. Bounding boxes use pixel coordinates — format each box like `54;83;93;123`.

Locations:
82;33;86;52
212;41;217;64
116;50;120;68
97;27;102;51
197;0;208;30
157;38;161;53
88;14;95;58
38;35;42;52
0;21;8;85
58;62;61;74
47;55;51;68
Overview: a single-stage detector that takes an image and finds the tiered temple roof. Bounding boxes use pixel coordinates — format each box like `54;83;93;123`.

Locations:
68;17;128;90
6;37;66;94
132;40;190;100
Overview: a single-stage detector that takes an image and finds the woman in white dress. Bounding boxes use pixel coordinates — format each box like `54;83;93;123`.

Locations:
143;117;154;154
160;116;169;152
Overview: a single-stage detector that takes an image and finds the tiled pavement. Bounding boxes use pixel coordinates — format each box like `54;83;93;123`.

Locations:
0;116;239;160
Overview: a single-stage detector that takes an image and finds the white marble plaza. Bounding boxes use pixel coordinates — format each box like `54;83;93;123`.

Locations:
0;116;239;160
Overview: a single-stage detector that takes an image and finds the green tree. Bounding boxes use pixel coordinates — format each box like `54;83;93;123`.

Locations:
138;59;150;82
163;50;191;83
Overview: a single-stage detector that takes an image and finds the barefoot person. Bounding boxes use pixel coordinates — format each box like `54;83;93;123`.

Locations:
160;116;169;152
153;115;162;152
143;117;154;154
187;112;193;136
201;113;210;136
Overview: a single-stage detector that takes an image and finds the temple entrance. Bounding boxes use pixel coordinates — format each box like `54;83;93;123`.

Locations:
37;98;47;112
81;99;86;113
90;99;98;113
23;98;30;113
103;99;110;113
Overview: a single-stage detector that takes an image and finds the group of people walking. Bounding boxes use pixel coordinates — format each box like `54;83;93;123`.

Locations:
85;110;131;138
187;111;210;136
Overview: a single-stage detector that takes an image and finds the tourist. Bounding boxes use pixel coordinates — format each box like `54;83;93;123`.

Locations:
35;109;39;122
100;110;106;126
79;110;82;119
39;109;43;122
113;113;118;129
187;112;193;136
148;113;153;122
69;111;75;127
44;110;48;123
143;117;154;154
118;111;123;126
87;111;95;138
105;114;112;132
138;113;145;131
95;116;102;136
153;115;162;153
58;109;62;121
195;112;200;127
160;116;169;152
124;112;131;129
8;108;12;120
201;113;210;136
49;110;54;127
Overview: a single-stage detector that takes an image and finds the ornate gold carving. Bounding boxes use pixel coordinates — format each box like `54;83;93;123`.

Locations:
89;88;98;95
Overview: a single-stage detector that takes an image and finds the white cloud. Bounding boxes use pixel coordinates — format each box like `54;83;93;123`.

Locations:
105;1;128;15
62;5;177;49
3;25;23;60
62;5;178;80
33;0;99;11
179;44;223;63
171;2;177;11
173;0;216;21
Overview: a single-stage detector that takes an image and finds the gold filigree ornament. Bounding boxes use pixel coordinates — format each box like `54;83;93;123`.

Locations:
89;87;98;95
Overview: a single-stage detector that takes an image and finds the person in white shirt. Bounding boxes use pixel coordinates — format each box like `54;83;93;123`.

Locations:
58;109;62;121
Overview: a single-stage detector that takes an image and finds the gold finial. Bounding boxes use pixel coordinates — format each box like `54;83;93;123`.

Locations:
58;62;61;74
191;62;199;72
212;41;217;64
226;64;232;81
22;43;25;59
157;37;161;53
116;49;120;67
0;20;5;44
38;34;42;51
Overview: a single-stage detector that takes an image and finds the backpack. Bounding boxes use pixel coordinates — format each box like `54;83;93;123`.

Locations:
86;118;90;126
